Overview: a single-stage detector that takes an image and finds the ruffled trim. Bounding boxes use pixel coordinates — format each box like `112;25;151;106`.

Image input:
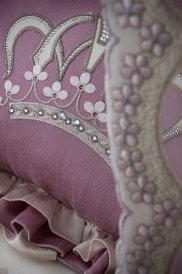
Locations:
0;171;116;274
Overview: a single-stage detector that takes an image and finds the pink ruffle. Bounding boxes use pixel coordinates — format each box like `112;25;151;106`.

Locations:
0;171;116;274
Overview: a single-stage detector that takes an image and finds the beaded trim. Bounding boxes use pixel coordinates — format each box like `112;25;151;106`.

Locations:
9;102;111;166
32;14;94;76
4;15;63;79
162;73;182;143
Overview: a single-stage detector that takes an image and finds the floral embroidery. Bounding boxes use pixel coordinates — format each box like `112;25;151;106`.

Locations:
24;64;48;82
126;249;153;274
84;101;107;123
140;23;171;57
70;72;96;94
43;82;68;100
127;175;156;204
112;85;141;115
113;0;144;28
122;54;152;86
4;80;20;97
153;200;181;229
118;115;140;147
135;225;163;252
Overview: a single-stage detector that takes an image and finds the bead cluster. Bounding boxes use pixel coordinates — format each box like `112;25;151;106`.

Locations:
98;20;110;45
162;127;182;142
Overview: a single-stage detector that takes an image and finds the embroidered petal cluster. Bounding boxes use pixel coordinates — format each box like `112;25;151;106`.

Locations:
140;22;171;57
153;200;181;229
114;0;144;28
116;115;140;147
43;82;68;100
24;65;48;82
135;225;163;252
84;101;107;123
119;149;144;178
70;72;96;94
127;175;156;204
122;54;152;86
112;85;141;116
4;80;20;97
127;249;153;274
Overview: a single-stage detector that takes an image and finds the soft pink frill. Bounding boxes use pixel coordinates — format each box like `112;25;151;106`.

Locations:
0;171;116;274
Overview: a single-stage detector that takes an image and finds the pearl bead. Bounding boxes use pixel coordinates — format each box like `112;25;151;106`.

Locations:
23;108;29;114
65;119;71;125
52;113;58;120
92;135;98;143
105;148;110;155
78;125;84;132
9;107;14;114
38;110;44;116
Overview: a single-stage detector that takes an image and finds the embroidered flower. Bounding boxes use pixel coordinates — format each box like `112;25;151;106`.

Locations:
119;149;144;178
135;225;163;252
113;0;144;28
43;82;68;100
112;85;141;115
24;65;48;82
127;175;156;203
84;101;107;123
70;72;96;94
4;80;20;97
122;54;152;86
116;114;140;147
140;22;171;57
127;249;153;274
153;200;181;229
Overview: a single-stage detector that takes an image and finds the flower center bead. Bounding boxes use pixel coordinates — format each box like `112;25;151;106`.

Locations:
7;91;11;96
53;93;57;98
93;112;98;118
33;76;38;82
79;84;84;91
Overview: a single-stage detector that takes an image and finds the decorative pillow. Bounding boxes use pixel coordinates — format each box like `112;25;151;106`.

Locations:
102;0;182;274
0;0;121;273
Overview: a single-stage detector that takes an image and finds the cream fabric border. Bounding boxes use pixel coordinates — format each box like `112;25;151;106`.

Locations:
101;0;182;273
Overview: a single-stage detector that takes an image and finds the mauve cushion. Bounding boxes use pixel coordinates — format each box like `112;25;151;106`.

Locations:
0;0;121;239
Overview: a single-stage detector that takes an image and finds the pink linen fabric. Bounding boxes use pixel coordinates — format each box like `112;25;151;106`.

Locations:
0;0;121;273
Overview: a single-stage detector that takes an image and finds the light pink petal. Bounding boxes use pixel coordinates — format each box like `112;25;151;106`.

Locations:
95;101;106;113
136;55;147;67
52;81;61;92
43;87;52;97
33;64;41;75
24;71;33;81
38;71;48;81
84;101;94;113
85;84;95;94
124;54;136;67
70;76;79;87
4;80;12;90
0;97;3;103
80;72;91;84
57;90;68;100
11;85;20;95
98;113;107;123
